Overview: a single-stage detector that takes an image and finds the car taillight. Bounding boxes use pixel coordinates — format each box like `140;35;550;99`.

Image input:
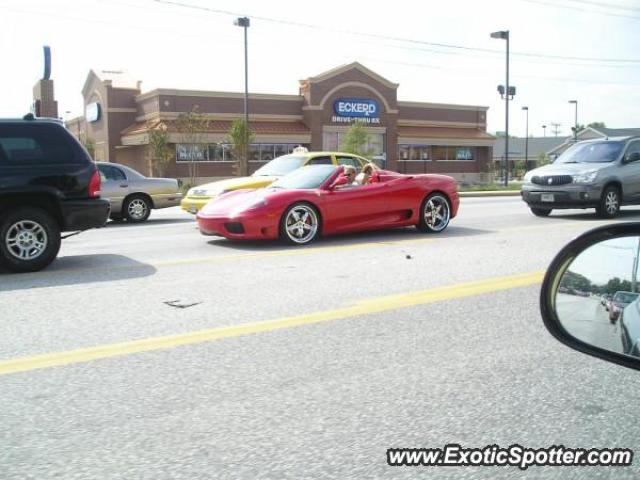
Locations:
88;170;101;198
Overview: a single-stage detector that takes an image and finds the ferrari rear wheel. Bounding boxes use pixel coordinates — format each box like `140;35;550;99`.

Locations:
280;203;320;245
417;193;451;233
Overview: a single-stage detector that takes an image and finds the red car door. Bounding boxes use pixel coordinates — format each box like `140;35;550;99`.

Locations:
320;182;398;234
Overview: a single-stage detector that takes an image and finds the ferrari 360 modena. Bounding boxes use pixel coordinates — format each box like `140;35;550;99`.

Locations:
196;165;459;245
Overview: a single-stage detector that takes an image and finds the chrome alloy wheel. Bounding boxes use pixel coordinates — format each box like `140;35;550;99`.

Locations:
605;190;619;216
285;205;318;244
423;195;450;232
128;198;148;220
5;220;48;260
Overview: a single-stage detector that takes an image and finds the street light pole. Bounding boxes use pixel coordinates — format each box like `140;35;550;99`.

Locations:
234;16;250;175
491;30;510;187
522;106;529;172
569;100;578;142
542;124;547;137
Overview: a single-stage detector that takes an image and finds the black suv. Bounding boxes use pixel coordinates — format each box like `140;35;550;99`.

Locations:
0;116;110;273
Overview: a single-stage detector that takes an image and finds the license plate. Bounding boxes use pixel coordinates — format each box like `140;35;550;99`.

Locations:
541;194;554;202
189;206;198;213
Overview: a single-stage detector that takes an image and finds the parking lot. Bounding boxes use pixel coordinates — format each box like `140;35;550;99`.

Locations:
3;196;640;479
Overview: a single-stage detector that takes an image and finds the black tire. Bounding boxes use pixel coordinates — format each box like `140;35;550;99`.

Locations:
279;203;321;245
416;193;451;233
596;185;620;219
123;195;151;223
0;207;61;273
530;207;552;217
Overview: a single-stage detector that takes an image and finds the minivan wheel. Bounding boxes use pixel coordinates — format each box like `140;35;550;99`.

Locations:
0;207;61;273
530;207;552;217
596;186;620;219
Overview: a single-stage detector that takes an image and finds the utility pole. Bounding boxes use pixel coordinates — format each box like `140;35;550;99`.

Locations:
551;123;562;137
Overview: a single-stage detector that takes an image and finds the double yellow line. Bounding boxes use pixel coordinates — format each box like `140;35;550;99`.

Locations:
0;270;544;377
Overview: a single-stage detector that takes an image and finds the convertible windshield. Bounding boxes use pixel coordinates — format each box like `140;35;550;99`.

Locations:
269;165;337;190
252;155;306;176
555;141;624;164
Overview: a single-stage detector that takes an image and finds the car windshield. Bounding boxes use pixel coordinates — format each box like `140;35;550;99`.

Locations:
614;292;639;304
554;141;624;164
252;155;307;176
269;165;337;190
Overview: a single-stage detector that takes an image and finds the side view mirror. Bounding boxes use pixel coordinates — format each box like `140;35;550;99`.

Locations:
624;152;640;164
541;223;640;371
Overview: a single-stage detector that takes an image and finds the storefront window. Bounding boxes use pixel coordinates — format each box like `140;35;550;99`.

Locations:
176;144;208;162
274;144;287;158
208;144;224;162
398;144;430;161
260;145;274;161
249;144;260;161
431;146;449;160
455;147;474;160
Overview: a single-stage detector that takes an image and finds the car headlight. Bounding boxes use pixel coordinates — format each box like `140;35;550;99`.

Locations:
572;171;598;184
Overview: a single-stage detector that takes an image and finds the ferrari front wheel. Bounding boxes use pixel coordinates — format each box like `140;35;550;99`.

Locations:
417;193;451;233
280;203;320;245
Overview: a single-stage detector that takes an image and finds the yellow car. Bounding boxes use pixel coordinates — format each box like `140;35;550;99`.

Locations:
181;150;372;213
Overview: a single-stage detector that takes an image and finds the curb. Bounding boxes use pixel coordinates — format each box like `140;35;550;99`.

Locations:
459;190;521;198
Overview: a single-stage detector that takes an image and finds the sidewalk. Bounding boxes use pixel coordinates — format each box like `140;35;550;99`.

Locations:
458;190;521;198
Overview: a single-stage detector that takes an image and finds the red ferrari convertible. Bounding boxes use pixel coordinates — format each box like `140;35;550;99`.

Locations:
196;165;459;245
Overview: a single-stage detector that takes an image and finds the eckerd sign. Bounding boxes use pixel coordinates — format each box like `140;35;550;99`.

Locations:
333;98;380;118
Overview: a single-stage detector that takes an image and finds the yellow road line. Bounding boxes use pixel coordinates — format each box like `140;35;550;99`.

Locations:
0;270;544;377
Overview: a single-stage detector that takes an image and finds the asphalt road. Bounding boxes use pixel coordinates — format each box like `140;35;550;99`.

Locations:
3;197;640;479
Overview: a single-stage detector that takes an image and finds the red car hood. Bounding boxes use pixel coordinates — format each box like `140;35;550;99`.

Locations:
198;188;275;216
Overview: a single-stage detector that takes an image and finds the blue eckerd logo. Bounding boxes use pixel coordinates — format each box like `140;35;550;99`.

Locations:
333;98;380;118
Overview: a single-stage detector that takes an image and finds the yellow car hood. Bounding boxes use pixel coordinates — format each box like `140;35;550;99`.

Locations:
193;175;280;194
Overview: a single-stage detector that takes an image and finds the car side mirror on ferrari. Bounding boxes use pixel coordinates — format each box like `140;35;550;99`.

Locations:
541;223;640;371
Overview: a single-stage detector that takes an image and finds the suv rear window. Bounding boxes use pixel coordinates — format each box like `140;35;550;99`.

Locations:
0;124;76;165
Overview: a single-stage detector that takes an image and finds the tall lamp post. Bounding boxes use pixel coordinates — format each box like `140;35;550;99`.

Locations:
491;30;510;187
522;106;529;172
542;124;547;137
569;100;578;142
234;16;250;175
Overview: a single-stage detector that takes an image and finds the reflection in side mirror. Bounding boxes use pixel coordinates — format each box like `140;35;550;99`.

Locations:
626;152;640;164
541;223;640;370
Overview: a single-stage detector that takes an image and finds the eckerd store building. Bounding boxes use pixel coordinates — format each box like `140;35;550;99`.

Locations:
66;62;494;183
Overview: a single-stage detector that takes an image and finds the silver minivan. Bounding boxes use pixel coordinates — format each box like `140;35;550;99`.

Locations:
521;136;640;218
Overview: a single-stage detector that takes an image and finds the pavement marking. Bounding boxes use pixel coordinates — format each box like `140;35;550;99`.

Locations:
0;270;544;377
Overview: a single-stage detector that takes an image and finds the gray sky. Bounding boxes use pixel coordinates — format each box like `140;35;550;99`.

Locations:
569;236;640;285
1;0;639;136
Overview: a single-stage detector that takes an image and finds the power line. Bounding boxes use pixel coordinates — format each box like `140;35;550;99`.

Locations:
153;0;640;64
522;0;640;20
562;0;640;13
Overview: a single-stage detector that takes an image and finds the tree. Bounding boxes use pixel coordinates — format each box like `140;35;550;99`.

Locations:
227;119;254;177
538;153;552;167
79;134;95;160
147;124;172;177
175;106;210;186
341;122;373;158
588;122;606;129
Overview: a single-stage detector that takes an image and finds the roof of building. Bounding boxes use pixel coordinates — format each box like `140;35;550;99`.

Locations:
95;70;139;89
493;136;565;158
594;127;640;138
121;119;311;137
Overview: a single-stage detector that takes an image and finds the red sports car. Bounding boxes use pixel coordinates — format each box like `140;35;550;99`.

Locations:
196;165;459;245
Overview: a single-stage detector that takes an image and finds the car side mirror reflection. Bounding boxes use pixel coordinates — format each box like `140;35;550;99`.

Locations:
625;152;640;164
541;223;640;371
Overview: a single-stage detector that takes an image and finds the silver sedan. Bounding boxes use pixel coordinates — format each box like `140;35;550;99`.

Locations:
96;162;183;223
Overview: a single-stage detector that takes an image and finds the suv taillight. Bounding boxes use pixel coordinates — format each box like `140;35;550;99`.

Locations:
88;170;101;198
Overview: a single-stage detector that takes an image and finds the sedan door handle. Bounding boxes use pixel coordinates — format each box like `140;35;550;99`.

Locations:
119;184;128;188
